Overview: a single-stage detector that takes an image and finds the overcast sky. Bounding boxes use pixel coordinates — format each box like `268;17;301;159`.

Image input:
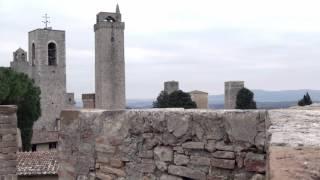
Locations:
1;0;320;99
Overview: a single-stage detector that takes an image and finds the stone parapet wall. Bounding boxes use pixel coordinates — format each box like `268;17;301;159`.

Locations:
59;109;268;180
0;105;18;180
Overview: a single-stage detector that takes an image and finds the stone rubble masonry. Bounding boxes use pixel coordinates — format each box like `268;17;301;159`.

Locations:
0;105;18;180
59;109;267;180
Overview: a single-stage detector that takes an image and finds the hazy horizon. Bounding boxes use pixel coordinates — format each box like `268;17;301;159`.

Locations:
1;0;320;99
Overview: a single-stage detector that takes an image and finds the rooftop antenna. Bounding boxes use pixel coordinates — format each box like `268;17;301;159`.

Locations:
42;13;50;29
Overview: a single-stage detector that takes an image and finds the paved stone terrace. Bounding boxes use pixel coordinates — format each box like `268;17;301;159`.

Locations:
267;109;320;180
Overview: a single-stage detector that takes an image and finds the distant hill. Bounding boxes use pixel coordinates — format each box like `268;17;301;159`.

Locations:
76;89;320;109
210;89;320;109
209;89;320;104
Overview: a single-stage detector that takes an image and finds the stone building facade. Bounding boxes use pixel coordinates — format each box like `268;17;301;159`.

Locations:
224;81;244;109
27;28;67;131
94;5;126;110
189;90;209;109
10;28;74;140
82;93;96;108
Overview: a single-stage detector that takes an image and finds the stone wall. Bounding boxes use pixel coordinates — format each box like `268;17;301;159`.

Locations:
59;109;268;180
0;105;18;180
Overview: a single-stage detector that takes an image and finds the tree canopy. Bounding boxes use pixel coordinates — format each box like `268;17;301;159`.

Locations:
153;90;197;109
298;92;313;106
0;67;41;151
236;87;257;109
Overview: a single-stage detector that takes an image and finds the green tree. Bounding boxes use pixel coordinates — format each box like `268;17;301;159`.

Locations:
153;90;197;109
236;88;257;109
298;92;313;106
0;67;41;151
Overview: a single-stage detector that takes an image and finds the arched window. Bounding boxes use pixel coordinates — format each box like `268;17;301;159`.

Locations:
48;42;57;66
32;43;35;66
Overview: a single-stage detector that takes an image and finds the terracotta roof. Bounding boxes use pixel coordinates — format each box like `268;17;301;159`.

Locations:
17;151;58;176
31;130;58;144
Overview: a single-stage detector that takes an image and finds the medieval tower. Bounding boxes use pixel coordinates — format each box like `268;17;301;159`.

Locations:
11;27;67;132
224;81;244;109
94;4;126;109
28;28;66;130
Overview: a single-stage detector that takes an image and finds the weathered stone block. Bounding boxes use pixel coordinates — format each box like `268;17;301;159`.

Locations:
139;162;156;173
109;158;124;168
207;175;228;180
224;111;262;144
100;165;126;177
167;112;190;138
162;132;178;145
160;174;183;180
168;165;206;180
192;112;226;140
143;174;156;180
182;142;205;149
174;154;189;166
155;161;167;171
139;150;154;158
189;155;211;166
244;152;265;173
250;174;265;180
234;172;253;180
215;141;234;151
211;158;235;170
235;152;246;168
96;172;113;180
205;142;216;152
173;146;184;153
154;146;173;162
212;151;235;159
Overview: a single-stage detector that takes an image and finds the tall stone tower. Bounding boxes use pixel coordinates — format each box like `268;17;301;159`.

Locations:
94;4;126;109
28;28;66;130
164;81;179;94
224;81;244;109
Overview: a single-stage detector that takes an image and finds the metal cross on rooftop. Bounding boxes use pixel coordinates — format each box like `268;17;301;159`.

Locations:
42;13;50;29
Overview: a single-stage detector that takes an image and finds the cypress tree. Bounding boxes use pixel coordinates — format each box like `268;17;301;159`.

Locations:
236;88;257;109
0;67;41;151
